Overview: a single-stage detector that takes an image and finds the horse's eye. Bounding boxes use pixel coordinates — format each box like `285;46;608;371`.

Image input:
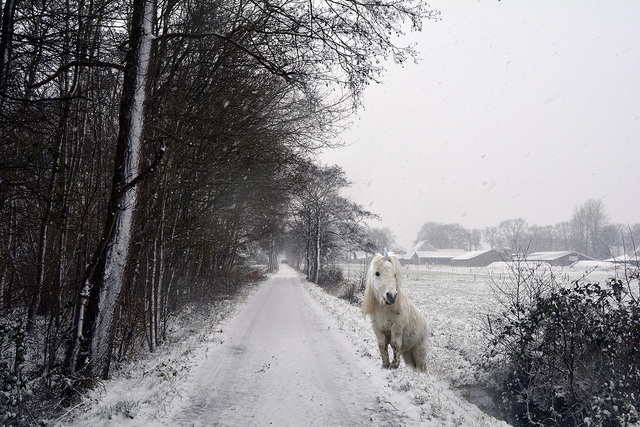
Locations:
375;271;380;277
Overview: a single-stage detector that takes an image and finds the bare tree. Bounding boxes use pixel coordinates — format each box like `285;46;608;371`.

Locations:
416;222;470;249
468;229;482;251
483;226;502;250
553;221;572;250
528;225;554;252
367;227;397;253
498;218;529;254
570;198;609;258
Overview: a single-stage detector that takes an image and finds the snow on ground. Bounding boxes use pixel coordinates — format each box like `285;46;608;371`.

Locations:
57;260;635;426
54;287;261;425
57;265;515;426
163;265;425;426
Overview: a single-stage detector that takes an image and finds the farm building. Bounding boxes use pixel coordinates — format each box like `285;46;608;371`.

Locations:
451;249;506;267
523;251;594;267
418;249;467;265
403;241;481;265
402;241;437;265
605;253;640;266
405;249;467;265
348;250;372;262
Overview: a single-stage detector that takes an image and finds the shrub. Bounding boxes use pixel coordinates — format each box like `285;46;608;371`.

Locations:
340;279;363;305
486;278;639;426
340;263;368;305
205;266;267;300
316;266;344;291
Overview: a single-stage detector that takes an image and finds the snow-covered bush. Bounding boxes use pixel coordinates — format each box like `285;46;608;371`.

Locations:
98;398;140;420
486;278;640;425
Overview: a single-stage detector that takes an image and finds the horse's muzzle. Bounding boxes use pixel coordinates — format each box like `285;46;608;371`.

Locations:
385;292;397;304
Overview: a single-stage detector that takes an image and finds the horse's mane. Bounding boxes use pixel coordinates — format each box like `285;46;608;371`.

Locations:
363;253;403;316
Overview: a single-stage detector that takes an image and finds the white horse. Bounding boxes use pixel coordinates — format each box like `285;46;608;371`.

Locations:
363;250;429;371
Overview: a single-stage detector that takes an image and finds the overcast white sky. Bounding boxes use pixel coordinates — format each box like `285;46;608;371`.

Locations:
320;0;640;250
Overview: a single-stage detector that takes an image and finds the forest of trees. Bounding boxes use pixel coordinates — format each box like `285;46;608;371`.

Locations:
0;0;438;422
416;199;640;259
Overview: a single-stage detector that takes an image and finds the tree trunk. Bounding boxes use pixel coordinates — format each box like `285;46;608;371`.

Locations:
26;219;48;333
26;100;69;333
267;233;277;272
148;243;157;352
0;0;19;105
161;196;179;341
154;186;165;345
305;215;313;281
314;211;321;283
91;0;155;377
66;0;155;378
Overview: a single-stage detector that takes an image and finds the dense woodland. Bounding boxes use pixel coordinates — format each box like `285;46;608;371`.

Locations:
0;0;438;422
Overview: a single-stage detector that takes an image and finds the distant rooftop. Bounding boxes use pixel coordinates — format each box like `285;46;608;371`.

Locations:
525;251;593;261
452;249;496;260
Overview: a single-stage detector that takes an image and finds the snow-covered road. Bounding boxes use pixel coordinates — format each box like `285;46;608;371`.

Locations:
168;264;416;426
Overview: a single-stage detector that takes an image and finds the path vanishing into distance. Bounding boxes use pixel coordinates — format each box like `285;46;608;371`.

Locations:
168;264;420;426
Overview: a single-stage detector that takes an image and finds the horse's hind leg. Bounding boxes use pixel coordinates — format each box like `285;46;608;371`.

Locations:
402;350;416;369
412;341;429;373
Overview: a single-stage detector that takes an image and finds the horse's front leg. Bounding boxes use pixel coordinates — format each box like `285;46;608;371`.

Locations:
389;329;403;369
375;330;390;368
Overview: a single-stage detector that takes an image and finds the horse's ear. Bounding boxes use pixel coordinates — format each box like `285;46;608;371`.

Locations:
384;248;389;261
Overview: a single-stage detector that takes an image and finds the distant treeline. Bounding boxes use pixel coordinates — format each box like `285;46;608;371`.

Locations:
415;199;639;259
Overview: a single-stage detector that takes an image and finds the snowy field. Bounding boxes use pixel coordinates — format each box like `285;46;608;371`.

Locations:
56;261;634;426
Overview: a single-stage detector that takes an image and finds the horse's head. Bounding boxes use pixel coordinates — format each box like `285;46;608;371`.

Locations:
368;249;402;305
